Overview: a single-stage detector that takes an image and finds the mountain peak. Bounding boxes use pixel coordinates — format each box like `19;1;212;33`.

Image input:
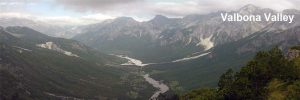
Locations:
152;15;168;20
283;9;300;14
241;4;259;9
113;17;138;24
115;17;136;21
110;17;139;25
238;4;261;14
149;15;171;24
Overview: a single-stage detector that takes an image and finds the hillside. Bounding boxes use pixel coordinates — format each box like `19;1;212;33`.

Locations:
73;4;280;63
1;3;300;100
0;26;154;99
180;47;300;100
144;24;300;92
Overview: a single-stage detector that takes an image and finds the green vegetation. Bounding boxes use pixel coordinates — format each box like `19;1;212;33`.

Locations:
0;70;31;100
75;30;204;63
290;46;300;50
181;88;219;100
0;27;154;99
181;47;300;100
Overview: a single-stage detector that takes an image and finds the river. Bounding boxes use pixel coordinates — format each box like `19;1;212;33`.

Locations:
143;74;169;100
115;55;169;100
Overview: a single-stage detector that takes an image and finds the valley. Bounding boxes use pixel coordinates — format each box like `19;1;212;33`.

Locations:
114;55;170;99
1;3;300;100
0;27;155;99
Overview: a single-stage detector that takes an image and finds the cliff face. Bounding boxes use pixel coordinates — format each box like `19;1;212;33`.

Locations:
287;48;300;60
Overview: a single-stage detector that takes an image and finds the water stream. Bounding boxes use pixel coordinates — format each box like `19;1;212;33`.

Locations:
115;55;169;100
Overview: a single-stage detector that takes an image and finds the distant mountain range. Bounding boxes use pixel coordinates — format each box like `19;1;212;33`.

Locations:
1;4;300;100
0;26;154;99
70;4;299;63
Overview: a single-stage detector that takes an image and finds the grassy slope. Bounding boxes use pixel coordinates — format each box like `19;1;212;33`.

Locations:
0;27;154;99
144;31;279;91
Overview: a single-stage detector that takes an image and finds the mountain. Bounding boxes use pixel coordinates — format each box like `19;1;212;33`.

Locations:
0;26;154;99
145;27;300;91
2;4;300;100
70;4;300;92
182;4;276;46
145;10;300;92
74;15;193;62
0;17;81;38
143;5;299;90
180;47;300;100
236;9;300;53
73;4;277;63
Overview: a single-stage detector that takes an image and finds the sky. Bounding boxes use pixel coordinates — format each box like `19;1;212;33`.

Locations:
0;0;299;26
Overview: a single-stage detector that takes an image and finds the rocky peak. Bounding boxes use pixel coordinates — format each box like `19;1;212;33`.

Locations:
148;15;173;26
238;4;261;14
150;15;169;22
114;17;137;23
283;9;300;15
109;17;139;27
287;47;300;60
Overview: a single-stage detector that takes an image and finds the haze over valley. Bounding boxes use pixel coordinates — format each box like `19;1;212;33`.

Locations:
1;0;300;100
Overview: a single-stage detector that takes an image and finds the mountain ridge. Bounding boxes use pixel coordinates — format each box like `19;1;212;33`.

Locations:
72;4;298;62
0;26;154;99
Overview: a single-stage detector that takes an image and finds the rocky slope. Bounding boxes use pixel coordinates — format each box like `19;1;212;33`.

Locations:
0;26;153;99
73;4;285;62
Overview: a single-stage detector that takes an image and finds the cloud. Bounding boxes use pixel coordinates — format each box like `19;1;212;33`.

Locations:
0;0;38;4
148;0;300;17
0;12;117;25
148;1;204;17
0;12;34;18
1;0;300;26
0;0;38;13
53;0;300;19
47;14;116;25
55;0;143;12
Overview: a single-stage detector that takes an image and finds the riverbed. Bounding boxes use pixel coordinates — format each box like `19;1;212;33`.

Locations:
143;74;169;99
115;55;169;99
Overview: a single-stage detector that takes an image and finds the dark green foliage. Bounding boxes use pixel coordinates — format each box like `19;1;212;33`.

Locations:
157;91;180;100
290;46;300;50
181;88;220;100
0;27;154;99
218;69;234;89
228;48;286;99
0;70;31;100
145;31;258;90
217;69;234;99
286;80;300;100
182;47;300;100
223;47;299;99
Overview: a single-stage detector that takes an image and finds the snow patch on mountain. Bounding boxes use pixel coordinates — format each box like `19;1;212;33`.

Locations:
4;29;24;38
196;35;214;50
185;37;193;45
37;42;79;57
115;55;149;67
112;54;157;67
172;52;211;62
13;46;32;52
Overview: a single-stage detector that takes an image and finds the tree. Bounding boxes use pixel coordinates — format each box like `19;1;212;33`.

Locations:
218;69;234;99
181;88;220;100
286;80;300;100
182;47;300;100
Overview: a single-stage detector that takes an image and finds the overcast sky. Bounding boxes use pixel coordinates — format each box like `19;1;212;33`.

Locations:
0;0;299;25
